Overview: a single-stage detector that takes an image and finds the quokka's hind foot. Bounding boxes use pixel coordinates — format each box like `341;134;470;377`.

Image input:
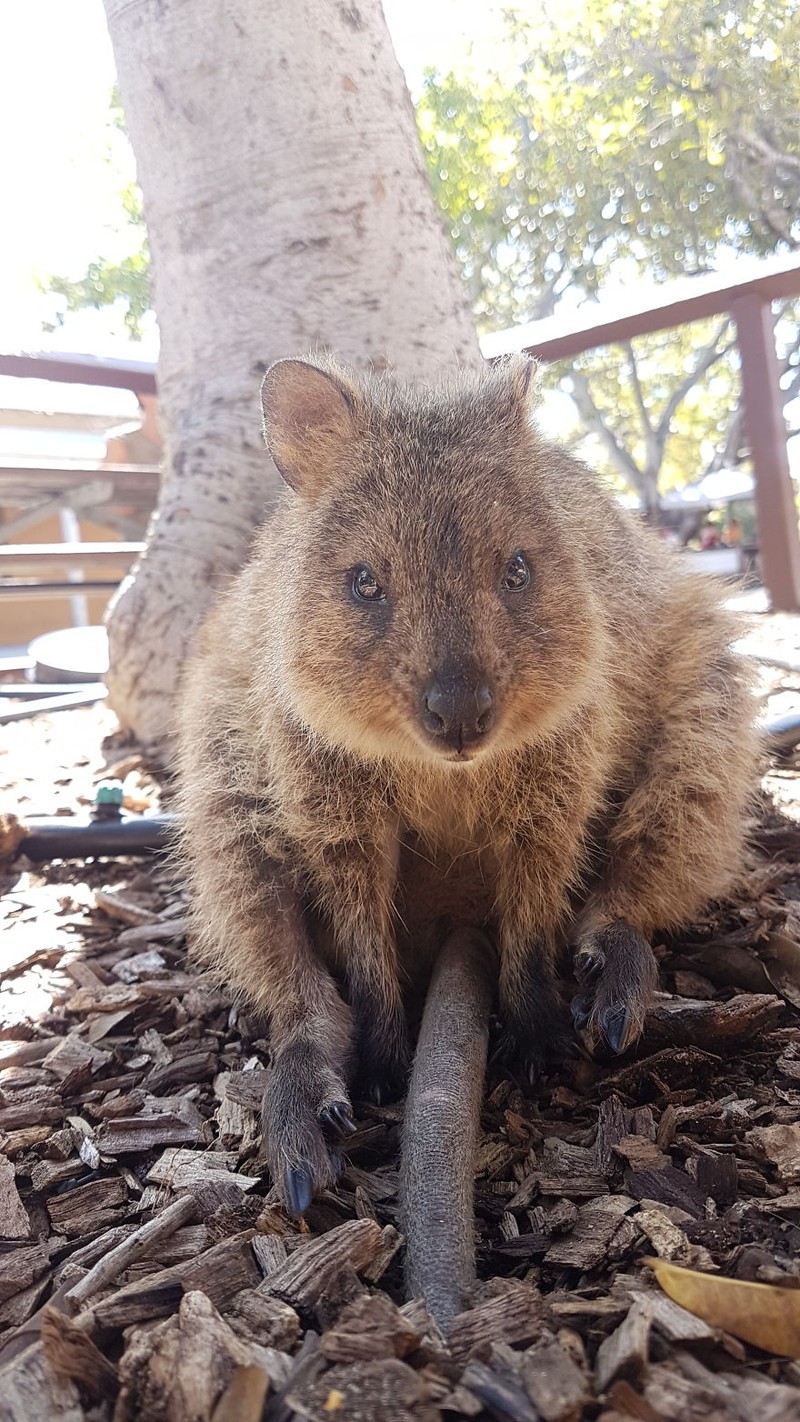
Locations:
571;919;658;1054
262;1041;354;1215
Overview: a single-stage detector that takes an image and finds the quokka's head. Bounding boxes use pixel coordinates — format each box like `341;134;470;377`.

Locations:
258;354;606;767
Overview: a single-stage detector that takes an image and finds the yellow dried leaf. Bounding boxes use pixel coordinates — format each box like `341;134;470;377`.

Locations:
644;1257;800;1357
323;1390;345;1412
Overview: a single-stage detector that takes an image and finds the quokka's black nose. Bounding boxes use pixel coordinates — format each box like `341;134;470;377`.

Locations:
420;678;494;752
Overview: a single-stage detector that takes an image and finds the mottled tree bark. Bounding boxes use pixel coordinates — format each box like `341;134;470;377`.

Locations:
102;0;480;745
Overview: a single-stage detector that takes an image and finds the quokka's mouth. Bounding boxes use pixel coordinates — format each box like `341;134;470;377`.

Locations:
421;735;494;766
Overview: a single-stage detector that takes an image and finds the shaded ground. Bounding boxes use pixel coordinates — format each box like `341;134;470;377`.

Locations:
3;631;800;1420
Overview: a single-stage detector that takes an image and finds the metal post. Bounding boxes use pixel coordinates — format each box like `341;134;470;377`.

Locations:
733;292;800;612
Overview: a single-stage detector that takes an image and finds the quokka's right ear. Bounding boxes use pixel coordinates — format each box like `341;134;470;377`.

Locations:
261;358;359;498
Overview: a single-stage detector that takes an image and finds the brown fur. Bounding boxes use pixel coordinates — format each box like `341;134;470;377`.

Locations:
175;354;758;1204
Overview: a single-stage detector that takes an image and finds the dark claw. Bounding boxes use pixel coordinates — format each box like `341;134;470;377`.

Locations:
354;1050;410;1106
331;1101;357;1133
320;1101;356;1136
575;947;605;983
597;1003;634;1054
284;1163;314;1217
490;1020;577;1089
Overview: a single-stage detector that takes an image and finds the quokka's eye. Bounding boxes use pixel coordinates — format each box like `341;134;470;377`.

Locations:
352;565;388;603
501;551;531;593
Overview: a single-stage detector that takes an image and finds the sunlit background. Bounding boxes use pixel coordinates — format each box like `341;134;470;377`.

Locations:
1;0;799;494
0;0;521;457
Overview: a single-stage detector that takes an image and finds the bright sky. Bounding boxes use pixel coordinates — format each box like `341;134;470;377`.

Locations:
0;0;515;365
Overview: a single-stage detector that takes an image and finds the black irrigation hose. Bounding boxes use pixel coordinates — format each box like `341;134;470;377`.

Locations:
18;814;174;860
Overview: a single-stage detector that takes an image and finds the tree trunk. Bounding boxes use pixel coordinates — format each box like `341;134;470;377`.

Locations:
101;0;480;746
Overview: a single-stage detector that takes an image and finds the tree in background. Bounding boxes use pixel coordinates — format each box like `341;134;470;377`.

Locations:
98;0;479;745
417;0;800;507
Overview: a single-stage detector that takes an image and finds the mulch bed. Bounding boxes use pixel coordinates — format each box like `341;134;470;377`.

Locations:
2;705;800;1420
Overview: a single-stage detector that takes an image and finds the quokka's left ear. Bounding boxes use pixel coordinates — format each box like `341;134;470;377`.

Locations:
261;356;361;499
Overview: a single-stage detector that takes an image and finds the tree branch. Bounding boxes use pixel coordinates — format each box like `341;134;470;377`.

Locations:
733;125;800;182
569;370;644;489
623;342;653;440
656;319;736;442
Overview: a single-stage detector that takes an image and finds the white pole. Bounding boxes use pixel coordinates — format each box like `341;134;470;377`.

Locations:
59;506;89;628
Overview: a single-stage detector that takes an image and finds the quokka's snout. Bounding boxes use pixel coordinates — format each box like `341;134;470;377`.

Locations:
419;661;495;758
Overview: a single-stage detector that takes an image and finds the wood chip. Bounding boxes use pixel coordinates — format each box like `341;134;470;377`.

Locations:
64;1193;196;1311
145;1147;260;1193
93;886;160;925
460;1360;538;1422
287;1357;438;1422
612;1136;669;1172
210;1364;269;1422
113;1289;255;1422
0;1244;49;1304
225;1289;300;1351
0;1156;31;1239
261;1220;386;1314
447;1282;544;1362
625;1165;705;1219
691;1151;739;1206
320;1293;421;1363
634;1208;692;1262
251;1232;289;1278
594;1297;653;1393
47;1175;128;1236
95;1095;204;1154
0;1341;84;1422
646;1291;717;1343
520;1333;590;1420
0;1086;63;1131
115;917;188;947
40;1304;118;1401
360;1223;404;1283
746;1122;800;1183
644;993;784;1052
544;1196;636;1269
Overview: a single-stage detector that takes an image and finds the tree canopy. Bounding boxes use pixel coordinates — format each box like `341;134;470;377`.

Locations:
416;0;800;508
417;0;799;327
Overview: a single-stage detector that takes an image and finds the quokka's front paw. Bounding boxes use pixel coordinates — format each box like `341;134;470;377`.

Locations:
353;1003;411;1105
263;1042;355;1216
491;963;577;1087
571;919;658;1054
490;1008;577;1087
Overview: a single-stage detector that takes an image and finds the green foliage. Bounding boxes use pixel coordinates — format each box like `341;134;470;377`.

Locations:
43;94;151;341
418;0;800;502
44;236;151;341
418;0;800;329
